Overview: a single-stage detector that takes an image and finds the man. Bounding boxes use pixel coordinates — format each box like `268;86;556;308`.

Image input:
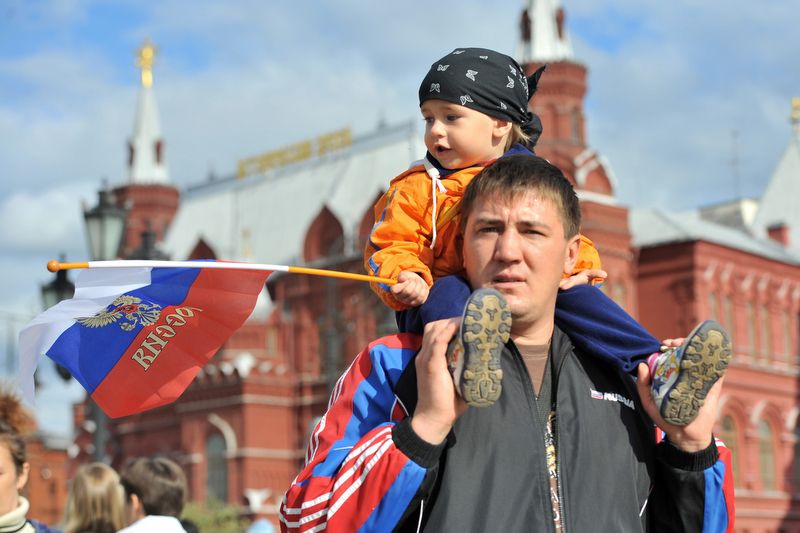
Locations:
280;155;734;532
119;457;188;532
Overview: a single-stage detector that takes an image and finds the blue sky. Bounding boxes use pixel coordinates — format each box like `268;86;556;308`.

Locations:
1;0;799;435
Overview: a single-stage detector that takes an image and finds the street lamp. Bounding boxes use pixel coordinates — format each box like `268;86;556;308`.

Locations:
40;255;75;310
40;254;75;382
83;186;127;261
81;183;128;465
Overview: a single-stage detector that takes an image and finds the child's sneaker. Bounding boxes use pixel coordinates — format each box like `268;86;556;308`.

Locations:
447;288;512;408
648;320;732;425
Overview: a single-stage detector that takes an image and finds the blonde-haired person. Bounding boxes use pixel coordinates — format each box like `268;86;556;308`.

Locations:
61;463;125;533
0;387;59;533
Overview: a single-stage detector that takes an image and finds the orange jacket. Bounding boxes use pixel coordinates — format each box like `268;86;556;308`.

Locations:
364;159;601;310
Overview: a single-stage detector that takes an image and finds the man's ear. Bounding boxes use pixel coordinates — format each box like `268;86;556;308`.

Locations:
563;234;581;275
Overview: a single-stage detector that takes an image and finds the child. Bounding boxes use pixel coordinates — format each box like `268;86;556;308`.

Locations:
118;457;188;533
364;48;731;424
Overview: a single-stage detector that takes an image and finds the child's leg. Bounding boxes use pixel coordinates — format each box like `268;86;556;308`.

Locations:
554;284;660;374
395;275;472;334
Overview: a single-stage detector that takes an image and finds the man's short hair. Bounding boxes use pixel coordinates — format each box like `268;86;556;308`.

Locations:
460;155;581;238
120;456;187;518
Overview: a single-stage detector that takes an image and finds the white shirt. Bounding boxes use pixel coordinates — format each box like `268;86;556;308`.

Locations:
118;515;187;533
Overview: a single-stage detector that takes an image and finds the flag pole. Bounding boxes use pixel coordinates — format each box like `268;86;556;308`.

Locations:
47;259;397;286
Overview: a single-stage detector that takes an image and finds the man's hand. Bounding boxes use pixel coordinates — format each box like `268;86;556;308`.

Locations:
391;271;430;306
559;268;608;290
636;363;720;452
410;318;468;444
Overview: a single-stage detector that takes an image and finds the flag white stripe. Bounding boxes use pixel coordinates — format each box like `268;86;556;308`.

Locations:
85;260;290;272
17;267;153;405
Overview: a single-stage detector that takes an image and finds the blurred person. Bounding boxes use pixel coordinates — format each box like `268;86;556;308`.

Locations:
118;457;187;532
61;462;125;533
0;387;60;533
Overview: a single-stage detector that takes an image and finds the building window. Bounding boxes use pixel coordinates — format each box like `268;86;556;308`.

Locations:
723;295;734;343
761;304;772;361
758;420;776;491
794;424;800;493
570;108;581;143
783;311;793;359
719;416;740;486
747;303;756;356
612;281;627;310
206;433;228;502
708;291;718;321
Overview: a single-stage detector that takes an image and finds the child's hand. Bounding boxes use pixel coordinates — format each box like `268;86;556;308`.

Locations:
559;268;608;290
391;271;430;306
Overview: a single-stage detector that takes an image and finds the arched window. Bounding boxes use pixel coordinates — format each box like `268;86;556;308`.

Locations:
758;420;776;491
206;433;228;502
719;416;740;486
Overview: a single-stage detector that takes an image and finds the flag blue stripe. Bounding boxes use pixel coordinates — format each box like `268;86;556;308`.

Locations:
46;267;202;393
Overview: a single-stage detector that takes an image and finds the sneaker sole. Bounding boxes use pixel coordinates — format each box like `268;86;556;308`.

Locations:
459;288;511;408
660;320;732;425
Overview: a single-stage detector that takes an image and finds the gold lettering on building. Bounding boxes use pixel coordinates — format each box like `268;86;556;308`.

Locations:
236;128;352;178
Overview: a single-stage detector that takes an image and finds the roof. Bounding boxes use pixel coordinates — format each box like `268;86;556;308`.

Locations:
165;121;425;266
630;207;800;265
751;133;800;248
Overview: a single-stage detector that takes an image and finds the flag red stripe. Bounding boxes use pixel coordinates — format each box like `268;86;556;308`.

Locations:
91;268;270;417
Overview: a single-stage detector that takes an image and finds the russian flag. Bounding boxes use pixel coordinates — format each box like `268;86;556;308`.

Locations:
19;263;271;417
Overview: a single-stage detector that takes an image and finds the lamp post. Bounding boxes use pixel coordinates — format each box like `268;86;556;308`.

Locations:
81;184;128;464
83;186;127;262
40;254;75;381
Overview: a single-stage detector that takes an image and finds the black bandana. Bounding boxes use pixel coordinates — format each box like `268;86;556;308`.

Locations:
418;47;545;147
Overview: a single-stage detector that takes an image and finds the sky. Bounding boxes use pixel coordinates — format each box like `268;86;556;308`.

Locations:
1;0;798;436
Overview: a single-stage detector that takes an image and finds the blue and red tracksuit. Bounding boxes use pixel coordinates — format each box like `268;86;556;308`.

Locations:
279;331;735;532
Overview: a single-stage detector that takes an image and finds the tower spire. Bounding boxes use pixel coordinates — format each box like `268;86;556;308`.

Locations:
127;39;169;184
136;39;157;88
516;0;574;64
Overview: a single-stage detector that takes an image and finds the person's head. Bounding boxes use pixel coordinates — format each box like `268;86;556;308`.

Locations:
0;388;32;516
120;456;187;523
62;463;125;533
459;155;581;338
418;47;545;169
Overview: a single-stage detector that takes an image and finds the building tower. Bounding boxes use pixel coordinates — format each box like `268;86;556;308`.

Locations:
516;0;637;312
112;40;179;258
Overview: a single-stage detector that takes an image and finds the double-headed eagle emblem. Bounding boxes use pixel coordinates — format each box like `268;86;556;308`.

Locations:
77;295;162;332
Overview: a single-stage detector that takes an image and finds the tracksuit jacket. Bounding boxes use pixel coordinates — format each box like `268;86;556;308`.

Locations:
364;146;601;311
279;329;735;532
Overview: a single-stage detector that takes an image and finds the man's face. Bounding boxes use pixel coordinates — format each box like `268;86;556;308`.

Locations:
462;191;580;338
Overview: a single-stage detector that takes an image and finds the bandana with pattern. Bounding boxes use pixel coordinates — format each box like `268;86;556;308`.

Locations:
418;47;545;147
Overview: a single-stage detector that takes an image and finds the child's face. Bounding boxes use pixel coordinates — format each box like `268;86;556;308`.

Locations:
421;99;510;170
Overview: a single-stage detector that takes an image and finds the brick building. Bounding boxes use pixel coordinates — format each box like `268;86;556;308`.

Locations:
67;2;800;530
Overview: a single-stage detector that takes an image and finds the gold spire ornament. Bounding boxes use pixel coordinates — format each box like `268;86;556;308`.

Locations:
791;97;800;134
136;39;157;88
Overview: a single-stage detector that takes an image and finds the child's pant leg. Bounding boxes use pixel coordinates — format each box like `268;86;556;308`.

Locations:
555;284;661;374
396;275;472;334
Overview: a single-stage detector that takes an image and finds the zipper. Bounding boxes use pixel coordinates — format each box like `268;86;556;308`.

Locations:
509;341;558;533
552;339;570;532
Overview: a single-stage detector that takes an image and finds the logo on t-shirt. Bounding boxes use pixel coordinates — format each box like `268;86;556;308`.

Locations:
589;389;635;410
